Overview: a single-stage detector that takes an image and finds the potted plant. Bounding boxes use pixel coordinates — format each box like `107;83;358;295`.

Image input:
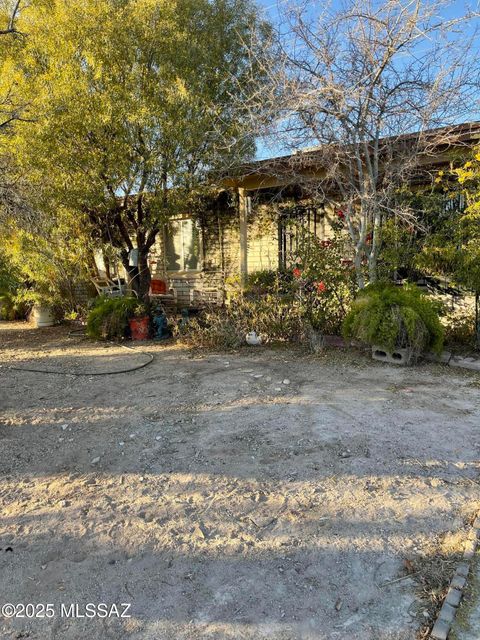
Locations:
27;291;57;328
31;301;55;327
343;282;444;364
128;301;150;340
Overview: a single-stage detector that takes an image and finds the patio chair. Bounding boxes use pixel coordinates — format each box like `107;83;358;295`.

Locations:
92;277;127;298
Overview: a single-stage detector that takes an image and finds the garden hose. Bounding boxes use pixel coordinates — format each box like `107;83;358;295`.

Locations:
5;329;154;376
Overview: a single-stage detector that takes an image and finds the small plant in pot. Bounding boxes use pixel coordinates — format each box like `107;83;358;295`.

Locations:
342;282;444;364
128;301;151;341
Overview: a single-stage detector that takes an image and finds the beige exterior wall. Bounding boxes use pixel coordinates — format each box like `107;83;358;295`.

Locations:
147;194;339;307
246;202;279;273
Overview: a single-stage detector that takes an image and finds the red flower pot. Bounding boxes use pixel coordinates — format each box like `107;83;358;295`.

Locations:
129;316;150;340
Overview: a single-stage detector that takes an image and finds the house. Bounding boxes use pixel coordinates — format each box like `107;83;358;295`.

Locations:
146;122;480;308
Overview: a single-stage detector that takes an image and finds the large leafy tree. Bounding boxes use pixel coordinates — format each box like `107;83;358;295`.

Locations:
6;0;265;298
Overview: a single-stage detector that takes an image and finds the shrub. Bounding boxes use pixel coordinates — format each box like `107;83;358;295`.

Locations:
442;305;477;348
86;296;140;340
1;227;92;317
343;282;444;356
0;250;30;320
244;269;294;295
177;294;305;349
287;226;358;334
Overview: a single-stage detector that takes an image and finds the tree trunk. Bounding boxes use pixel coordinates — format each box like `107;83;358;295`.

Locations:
367;209;381;284
368;252;378;284
476;292;480;350
354;249;365;289
137;249;151;302
120;251;139;298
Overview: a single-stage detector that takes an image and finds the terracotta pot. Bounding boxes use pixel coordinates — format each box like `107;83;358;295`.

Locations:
129;316;150;340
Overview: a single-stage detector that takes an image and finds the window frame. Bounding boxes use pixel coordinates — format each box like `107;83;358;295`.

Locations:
163;216;203;275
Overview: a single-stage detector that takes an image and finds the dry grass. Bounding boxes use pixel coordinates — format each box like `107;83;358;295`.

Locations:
413;524;475;638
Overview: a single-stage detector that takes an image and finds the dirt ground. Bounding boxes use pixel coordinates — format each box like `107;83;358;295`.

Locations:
1;322;480;640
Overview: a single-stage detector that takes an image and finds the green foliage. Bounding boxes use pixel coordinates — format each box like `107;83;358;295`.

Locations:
3;0;267;298
86;296;141;340
412;148;480;346
0;223;92;317
0;249;28;319
415;150;480;295
377;217;420;280
343;282;444;356
287;225;358;334
177;294;305;350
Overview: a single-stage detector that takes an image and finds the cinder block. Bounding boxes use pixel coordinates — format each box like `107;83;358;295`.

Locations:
372;346;412;366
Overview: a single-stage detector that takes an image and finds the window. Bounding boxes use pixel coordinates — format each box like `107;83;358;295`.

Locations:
278;206;325;268
165;218;201;272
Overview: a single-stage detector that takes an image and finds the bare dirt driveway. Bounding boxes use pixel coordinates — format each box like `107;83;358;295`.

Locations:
1;322;479;640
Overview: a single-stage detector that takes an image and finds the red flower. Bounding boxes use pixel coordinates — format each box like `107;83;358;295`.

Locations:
337;210;345;219
293;267;302;279
316;281;326;293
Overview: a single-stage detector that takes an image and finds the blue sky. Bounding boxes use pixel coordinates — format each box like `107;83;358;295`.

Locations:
255;0;478;24
253;0;480;160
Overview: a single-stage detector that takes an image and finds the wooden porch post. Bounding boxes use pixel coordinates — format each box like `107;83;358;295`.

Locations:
238;187;248;286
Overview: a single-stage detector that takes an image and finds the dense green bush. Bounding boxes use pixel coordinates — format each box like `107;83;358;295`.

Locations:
86;296;141;340
0;250;29;320
343;282;444;356
177;293;305;349
1;226;92;317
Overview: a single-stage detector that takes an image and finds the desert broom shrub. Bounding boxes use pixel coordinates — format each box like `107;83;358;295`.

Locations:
343;282;444;356
177;294;305;350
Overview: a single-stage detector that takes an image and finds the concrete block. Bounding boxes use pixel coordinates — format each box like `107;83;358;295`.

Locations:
430;618;450;640
372;346;412;366
456;562;470;578
451;574;467;590
438;602;456;624
445;587;462;608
